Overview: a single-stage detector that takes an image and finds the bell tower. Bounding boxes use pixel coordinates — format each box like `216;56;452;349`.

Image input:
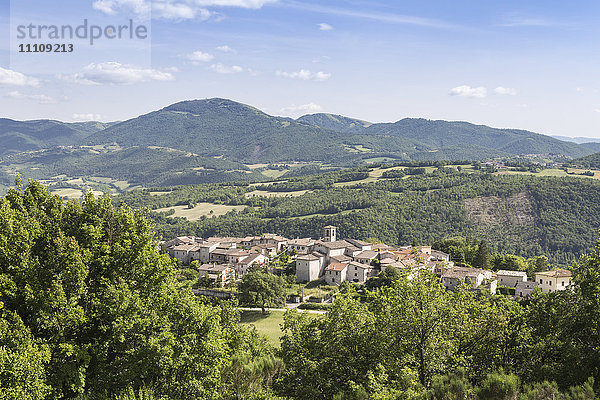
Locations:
323;225;337;242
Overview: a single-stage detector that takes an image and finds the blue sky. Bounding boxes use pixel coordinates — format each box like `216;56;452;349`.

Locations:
1;0;599;138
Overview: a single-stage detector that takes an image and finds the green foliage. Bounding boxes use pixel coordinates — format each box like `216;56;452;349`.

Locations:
430;368;473;400
0;180;274;399
476;370;520;400
119;170;600;265
238;271;287;313
365;266;402;290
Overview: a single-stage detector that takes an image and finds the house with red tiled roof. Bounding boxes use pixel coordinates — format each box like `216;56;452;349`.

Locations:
324;262;348;285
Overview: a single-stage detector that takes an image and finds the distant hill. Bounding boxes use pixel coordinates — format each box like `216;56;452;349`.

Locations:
83;99;593;163
0;146;265;190
571;152;600;169
581;143;600;152
552;135;600;144
296;113;373;134
0;118;110;156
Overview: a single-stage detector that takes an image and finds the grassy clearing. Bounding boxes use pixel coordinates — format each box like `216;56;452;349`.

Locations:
239;310;320;346
245;190;309;198
52;188;104;199
239;311;285;346
497;168;600;180
155;203;248;220
261;169;289;179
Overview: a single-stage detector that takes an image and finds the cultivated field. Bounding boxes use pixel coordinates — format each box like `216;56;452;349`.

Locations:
155;203;248;220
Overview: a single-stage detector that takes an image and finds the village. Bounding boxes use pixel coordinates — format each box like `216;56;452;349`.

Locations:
163;225;572;301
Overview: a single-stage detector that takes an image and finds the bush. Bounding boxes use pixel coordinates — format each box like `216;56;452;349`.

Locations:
297;302;332;311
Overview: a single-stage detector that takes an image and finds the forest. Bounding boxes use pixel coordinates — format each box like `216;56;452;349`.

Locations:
117;167;600;266
3;180;600;399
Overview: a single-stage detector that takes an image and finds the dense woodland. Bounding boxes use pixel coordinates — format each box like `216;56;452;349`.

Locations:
117;167;600;266
3;181;600;399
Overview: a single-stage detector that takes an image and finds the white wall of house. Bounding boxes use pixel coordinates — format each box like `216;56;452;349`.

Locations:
497;273;526;288
296;258;321;283
535;274;571;294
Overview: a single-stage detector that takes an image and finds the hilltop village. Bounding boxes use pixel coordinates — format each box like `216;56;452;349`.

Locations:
162;225;572;298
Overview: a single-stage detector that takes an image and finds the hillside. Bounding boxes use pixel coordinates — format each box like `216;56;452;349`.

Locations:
115;166;600;265
84;99;592;163
298;114;590;158
571;152;600;169
296;113;373;133
0;145;266;194
84;98;371;164
0;118;110;156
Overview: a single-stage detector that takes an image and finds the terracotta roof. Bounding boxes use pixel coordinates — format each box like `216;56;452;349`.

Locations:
297;254;320;261
355;250;378;259
238;253;264;265
348;261;372;270
198;264;231;273
536;269;572;278
288;238;315;246
331;254;352;262
442;266;486;279
171;243;199;251
325;262;348;272
318;240;351;250
497;270;527;277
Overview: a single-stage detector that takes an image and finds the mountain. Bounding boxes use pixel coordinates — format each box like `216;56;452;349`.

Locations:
84;98;365;163
299;114;591;159
0;118;111;156
552;135;600;144
581;142;600;152
571;152;600;169
296;113;373;134
84;99;593;163
0;145;266;191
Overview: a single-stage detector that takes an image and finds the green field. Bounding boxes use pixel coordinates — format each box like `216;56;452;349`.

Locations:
239;311;286;346
155;203;248;220
245;189;310;198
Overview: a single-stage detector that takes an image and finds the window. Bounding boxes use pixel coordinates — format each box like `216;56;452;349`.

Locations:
562;281;565;286
539;279;542;283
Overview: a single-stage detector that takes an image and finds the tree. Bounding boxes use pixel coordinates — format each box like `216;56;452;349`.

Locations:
0;180;274;399
238;271;286;313
474;241;491;269
476;369;519;400
430;368;474;400
369;272;456;386
365;266;402;290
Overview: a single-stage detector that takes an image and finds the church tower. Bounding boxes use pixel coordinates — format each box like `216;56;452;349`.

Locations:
323;225;337;242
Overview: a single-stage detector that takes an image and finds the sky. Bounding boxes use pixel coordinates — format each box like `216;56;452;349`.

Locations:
0;0;599;138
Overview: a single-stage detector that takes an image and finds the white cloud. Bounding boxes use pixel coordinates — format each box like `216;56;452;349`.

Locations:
210;63;245;74
92;0;277;20
73;113;103;121
276;69;331;82
216;45;235;53
186;51;214;62
280;103;323;113
59;62;175;85
449;85;487;99
493;86;517;96
595;109;600;113
0;67;40;87
318;23;333;31
5;91;55;104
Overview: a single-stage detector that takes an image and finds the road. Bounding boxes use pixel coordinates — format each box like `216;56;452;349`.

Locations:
238;306;327;314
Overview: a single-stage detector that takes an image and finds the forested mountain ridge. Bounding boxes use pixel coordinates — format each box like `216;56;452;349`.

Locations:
0;118;111;156
83;98;592;162
298;113;591;158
